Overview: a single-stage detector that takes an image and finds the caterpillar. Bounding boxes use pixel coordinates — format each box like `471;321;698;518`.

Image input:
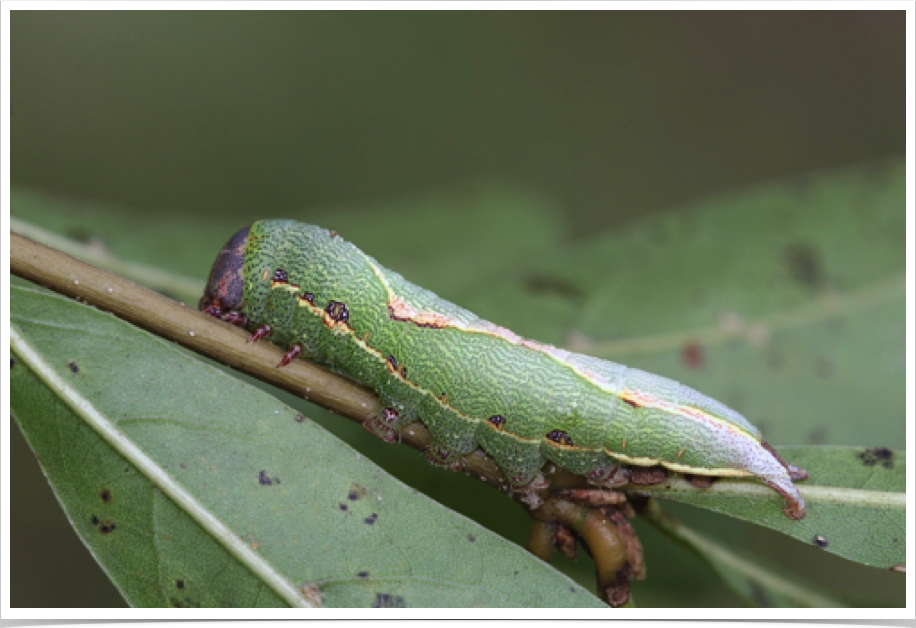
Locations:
200;219;807;519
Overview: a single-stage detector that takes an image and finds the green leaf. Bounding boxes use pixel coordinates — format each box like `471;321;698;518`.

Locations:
10;160;905;606
452;159;905;601
460;160;905;451
10;183;565;306
10;285;603;608
641;499;844;607
632;446;905;569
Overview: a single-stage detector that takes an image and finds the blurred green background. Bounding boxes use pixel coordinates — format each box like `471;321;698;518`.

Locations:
10;10;905;608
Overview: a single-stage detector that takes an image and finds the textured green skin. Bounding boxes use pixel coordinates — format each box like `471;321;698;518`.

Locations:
212;219;804;516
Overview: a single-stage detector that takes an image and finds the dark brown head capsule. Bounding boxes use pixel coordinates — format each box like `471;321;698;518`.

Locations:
199;225;250;317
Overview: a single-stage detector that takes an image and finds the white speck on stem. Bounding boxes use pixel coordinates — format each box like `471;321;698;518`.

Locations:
188;331;197;337
73;279;80;285
106;287;113;293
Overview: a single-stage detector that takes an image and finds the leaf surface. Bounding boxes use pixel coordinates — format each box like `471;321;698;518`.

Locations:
10;160;906;606
10;285;603;608
634;446;905;569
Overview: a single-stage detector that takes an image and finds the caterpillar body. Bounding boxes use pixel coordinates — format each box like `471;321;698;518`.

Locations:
200;219;807;519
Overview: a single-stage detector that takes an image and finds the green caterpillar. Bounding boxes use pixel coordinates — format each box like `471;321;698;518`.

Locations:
200;219;807;519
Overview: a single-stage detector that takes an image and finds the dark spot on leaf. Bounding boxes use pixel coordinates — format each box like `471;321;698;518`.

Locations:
339;503;348;511
179;462;187;469
67;361;79;373
96;519;116;534
295;414;307;423
99;488;113;504
176;579;185;589
348;483;368;501
258;470;280;486
570;586;577;593
467;534;476;543
784;243;824;289
766;350;784;370
371;593;406;608
91;515;100;525
329;230;338;238
858;447;894;469
523;275;584;301
682;341;704;369
813;535;828;548
364;513;378;525
357;571;369;579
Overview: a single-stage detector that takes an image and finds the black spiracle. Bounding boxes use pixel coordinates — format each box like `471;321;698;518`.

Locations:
326;300;349;323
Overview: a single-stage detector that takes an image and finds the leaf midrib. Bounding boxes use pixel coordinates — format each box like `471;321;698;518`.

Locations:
633;477;905;508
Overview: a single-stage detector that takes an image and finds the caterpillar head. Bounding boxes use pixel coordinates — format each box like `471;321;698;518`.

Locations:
199;224;250;318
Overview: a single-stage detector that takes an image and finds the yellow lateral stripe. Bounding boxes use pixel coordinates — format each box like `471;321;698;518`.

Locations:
605;450;755;478
275;273;750;470
356;258;748;439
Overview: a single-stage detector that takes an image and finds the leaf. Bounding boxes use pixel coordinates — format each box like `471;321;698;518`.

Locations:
10;160;906;606
10;184;566;306
457;162;904;496
452;159;905;602
460;160;905;450
640;499;844;607
632;446;905;569
10;285;603;608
